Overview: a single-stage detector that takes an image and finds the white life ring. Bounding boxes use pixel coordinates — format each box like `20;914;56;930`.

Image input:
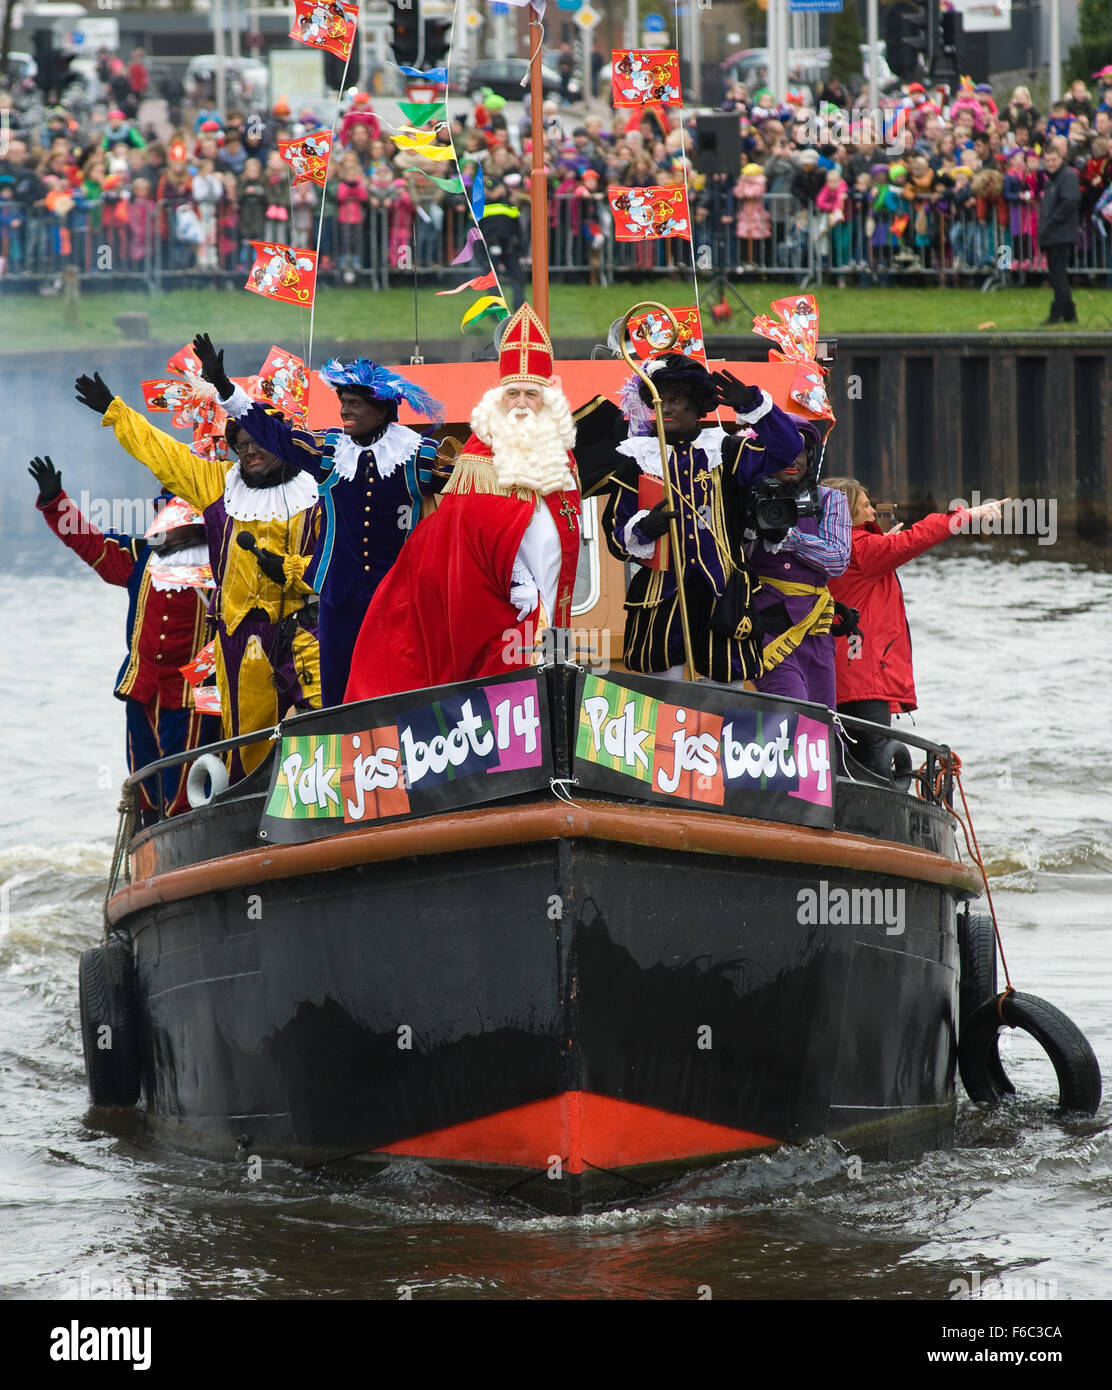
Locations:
186;753;230;808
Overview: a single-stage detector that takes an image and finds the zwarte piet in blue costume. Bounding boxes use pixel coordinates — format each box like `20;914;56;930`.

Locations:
194;334;447;706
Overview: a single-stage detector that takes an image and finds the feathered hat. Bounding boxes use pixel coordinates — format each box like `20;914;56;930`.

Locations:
318;357;445;423
497;303;554;386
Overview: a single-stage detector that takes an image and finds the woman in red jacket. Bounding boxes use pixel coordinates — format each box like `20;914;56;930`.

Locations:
823;478;1005;773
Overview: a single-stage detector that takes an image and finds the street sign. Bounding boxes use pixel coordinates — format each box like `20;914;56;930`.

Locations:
556;0;583;11
644;12;666;30
788;0;842;10
574;5;600;29
465;9;484;30
491;1;510;13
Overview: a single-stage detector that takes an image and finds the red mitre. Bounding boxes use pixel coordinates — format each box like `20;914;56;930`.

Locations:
498;303;554;386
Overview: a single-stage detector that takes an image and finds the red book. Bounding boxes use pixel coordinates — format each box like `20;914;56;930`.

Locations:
637;473;669;571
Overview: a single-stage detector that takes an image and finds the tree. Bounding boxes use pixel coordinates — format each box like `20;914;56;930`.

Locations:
828;3;866;88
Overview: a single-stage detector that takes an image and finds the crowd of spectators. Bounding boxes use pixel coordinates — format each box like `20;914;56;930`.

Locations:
1;48;1111;290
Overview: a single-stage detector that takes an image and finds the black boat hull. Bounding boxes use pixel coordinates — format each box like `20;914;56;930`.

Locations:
115;796;970;1211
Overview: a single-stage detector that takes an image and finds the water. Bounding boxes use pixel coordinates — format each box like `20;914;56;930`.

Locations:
2;542;1109;1302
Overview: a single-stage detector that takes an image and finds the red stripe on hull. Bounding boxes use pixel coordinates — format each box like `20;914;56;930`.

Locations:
374;1092;776;1173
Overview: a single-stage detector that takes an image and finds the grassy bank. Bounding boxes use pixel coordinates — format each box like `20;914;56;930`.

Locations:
5;278;1112;354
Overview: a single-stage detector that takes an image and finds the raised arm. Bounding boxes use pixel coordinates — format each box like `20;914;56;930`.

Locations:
30;456;138;587
193;332;332;481
75;371;225;511
712;370;807;486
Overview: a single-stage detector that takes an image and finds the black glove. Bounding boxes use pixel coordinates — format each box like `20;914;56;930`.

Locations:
711;369;762;416
28;455;62;505
235;531;286;586
638;501;679;540
193;332;233;399
830;602;861;639
74;371;114;415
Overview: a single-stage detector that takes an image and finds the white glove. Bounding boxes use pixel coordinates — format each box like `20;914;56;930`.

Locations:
510;579;539;621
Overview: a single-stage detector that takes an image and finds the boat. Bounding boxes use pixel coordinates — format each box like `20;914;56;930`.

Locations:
78;11;1100;1216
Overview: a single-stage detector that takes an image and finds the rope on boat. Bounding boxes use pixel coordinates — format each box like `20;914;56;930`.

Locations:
920;749;1015;995
103;785;136;940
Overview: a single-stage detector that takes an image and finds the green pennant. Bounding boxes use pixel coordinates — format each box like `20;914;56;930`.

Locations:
428;174;464;192
399;101;446;126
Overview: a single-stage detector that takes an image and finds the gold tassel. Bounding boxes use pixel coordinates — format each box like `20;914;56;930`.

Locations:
441;452;538;504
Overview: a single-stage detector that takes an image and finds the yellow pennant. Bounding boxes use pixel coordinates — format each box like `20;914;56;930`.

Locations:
461;295;508;330
392;127;442;151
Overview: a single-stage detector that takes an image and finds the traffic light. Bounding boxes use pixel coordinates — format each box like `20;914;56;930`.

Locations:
885;1;929;83
391;0;421;69
424;18;451;69
933;7;960;83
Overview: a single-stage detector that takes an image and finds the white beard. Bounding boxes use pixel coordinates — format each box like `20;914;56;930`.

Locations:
470;386;577;496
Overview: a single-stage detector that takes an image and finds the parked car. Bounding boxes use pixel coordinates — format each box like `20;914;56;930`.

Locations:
458;58;581;104
721;46;898;100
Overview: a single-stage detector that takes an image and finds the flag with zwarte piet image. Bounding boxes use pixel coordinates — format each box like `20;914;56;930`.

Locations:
289;0;358;62
244;242;318;307
278;131;333;186
611;49;682;107
608;186;691;241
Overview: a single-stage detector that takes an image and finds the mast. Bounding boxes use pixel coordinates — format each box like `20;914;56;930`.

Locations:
527;3;550;329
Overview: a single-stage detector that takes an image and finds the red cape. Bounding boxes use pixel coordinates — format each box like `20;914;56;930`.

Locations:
345;439;581;702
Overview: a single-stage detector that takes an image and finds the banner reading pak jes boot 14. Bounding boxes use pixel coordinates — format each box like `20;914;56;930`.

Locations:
573;671;835;829
260;671;551;843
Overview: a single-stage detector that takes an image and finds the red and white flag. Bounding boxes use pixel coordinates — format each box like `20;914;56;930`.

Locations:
611;50;682;107
626;305;706;364
289;0;358;62
244;242;318;307
279;131;333;186
608;186;691;241
252;346;310;419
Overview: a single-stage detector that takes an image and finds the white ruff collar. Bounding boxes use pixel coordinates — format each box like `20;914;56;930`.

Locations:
147;543;211;591
616;426;726;479
223;465;319;522
331;423;422;482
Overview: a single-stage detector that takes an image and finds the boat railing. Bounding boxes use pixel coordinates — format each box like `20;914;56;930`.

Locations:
831;709;955;805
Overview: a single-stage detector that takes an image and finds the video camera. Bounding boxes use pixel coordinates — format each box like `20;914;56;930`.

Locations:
747;472;824;543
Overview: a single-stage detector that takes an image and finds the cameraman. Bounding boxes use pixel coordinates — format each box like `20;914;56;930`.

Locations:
747;419;852;708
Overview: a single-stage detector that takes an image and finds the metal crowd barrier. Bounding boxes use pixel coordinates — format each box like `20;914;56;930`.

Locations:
2;192;1110;292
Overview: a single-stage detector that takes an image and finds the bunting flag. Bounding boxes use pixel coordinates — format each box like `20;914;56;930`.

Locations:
289;0;358;62
279;131;333;186
611;50;682;107
397;65;449;83
608;186;691;241
428;173;464;192
399;101;446;126
252;346;311;419
436;272;499;296
627;305;706;364
244;241;318;306
471;162;485;221
461;295;508;330
140;378;229;458
451;225;484;265
392;126;443;151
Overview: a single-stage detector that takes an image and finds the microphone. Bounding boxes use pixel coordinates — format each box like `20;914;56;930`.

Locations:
235;531;259;553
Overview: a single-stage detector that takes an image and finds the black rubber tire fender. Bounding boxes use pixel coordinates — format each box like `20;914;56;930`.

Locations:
78;941;141;1107
958;990;1103;1114
958;908;1014;1096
